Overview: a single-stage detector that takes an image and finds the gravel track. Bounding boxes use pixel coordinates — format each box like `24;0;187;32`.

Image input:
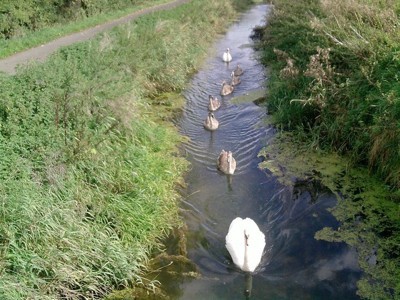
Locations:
0;0;190;75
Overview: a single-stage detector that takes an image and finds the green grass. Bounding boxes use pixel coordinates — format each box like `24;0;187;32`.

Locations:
258;0;400;298
0;0;260;59
0;0;246;298
259;0;400;188
0;0;171;59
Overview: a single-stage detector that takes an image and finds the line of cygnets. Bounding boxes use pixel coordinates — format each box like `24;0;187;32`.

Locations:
203;48;242;175
201;47;266;280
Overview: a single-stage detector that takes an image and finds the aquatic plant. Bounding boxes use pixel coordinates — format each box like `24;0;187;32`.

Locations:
259;134;400;300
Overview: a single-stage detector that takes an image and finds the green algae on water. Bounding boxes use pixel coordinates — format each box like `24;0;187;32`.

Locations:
230;88;266;105
259;133;400;300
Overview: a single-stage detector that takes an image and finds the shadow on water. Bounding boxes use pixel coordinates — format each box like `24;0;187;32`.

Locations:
161;4;361;300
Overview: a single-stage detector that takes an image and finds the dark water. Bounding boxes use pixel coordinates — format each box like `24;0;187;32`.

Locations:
171;5;361;300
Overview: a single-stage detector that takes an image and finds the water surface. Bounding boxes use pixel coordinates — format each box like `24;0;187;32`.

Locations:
173;5;361;299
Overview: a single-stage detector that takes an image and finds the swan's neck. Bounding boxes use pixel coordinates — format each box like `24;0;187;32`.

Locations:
243;232;250;271
227;154;234;174
245;273;253;298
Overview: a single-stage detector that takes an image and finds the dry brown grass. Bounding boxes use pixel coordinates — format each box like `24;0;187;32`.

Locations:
317;0;399;51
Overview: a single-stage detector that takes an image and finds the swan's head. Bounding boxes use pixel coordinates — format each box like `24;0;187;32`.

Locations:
209;112;215;119
221;80;226;86
220;149;227;158
209;95;213;100
226;48;230;52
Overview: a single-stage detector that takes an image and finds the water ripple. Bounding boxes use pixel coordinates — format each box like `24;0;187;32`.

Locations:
174;4;360;300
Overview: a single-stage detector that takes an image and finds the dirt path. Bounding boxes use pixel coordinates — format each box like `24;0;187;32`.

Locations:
0;0;190;75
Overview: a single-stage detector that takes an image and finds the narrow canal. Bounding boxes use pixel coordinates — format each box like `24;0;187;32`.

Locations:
173;5;361;299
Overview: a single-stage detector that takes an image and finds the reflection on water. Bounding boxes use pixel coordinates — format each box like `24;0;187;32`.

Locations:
172;5;361;300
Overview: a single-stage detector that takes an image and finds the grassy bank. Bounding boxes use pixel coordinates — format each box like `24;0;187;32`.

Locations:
0;0;251;298
0;0;171;58
260;0;400;188
259;0;399;299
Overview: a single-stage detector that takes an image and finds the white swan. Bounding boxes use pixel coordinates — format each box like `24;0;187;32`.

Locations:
225;217;265;272
222;48;232;62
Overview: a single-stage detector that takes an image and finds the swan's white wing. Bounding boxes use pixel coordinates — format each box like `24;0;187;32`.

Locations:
225;217;245;269
243;218;266;272
222;52;232;62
